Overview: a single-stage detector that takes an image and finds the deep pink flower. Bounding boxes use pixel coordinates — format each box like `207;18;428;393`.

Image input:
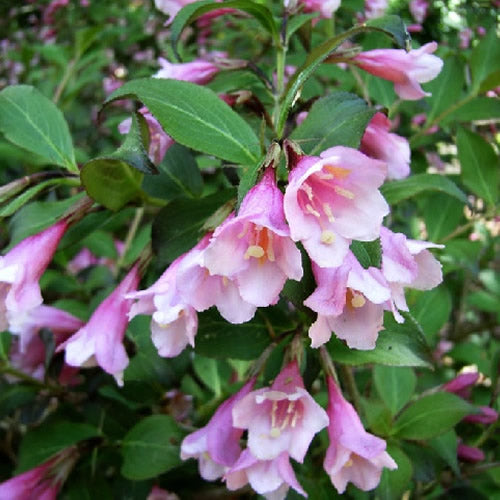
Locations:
409;0;428;24
284;146;388;268
464;406;499;425
0;220;68;333
154;0;193;21
232;361;329;463
59;264;141;385
181;378;256;480
225;450;307;500
8;305;83;379
353;42;443;100
360;112;411;180
147;486;179;500
442;372;479;398
324;377;397;493
365;0;388;19
457;443;485;463
300;0;340;19
305;253;390;349
204;168;303;308
154;57;219;85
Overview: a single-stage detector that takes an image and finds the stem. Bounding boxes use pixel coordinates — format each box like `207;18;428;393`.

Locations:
0;364;62;393
319;345;339;383
339;365;362;414
53;58;77;105
115;207;144;273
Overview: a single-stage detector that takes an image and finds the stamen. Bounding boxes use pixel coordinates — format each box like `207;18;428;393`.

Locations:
237;222;249;239
345;459;354;468
306;204;321;218
244;245;265;259
351;293;366;308
269;427;281;438
291;410;299;428
324;165;350;179
321;230;335;244
266;231;275;262
222;276;229;287
301;183;314;201
271;400;278;429
323;203;335;223
334;185;355;199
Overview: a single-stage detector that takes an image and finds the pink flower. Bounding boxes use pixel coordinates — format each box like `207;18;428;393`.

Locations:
300;0;341;19
147;486;179;500
365;0;388;19
154;57;219;85
464;406;499;425
0;220;68;333
284;146;388;268
232;361;329;463
68;240;125;275
324;377;397;493
457;443;485;463
305;253;390;349
8;305;83;379
181;378;256;480
353;42;443;100
225;450;307;500
59;264;141;385
409;0;428;24
119;108;174;165
360;112;411;180
154;0;193;21
204;168;303;308
442;372;479;398
459;28;474;49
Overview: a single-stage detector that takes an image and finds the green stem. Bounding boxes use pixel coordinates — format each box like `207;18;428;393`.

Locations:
115;206;144;273
339;365;362;414
1;363;62;393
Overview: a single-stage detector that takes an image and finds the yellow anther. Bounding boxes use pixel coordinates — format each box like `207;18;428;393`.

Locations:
351;293;366;308
270;427;281;438
345;459;354;468
324;165;350;179
222;276;229;287
301;183;315;201
321;230;336;244
323;203;335;223
334;185;355;199
267;232;275;262
306;204;321;218
244;245;265;259
237;223;249;239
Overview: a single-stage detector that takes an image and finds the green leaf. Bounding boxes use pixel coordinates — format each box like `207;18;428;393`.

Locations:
381;174;468;205
278;16;409;136
106;79;260;165
423;195;465;241
456;127;498;206
442;96;500;123
142;144;203;201
286;13;318;43
377;445;413;500
393;392;474;440
152;189;235;265
195;309;272;360
327;313;433;368
0;331;11;360
349;239;382;269
426;56;465;124
374;366;417;416
0;385;37;419
121;415;185;480
410;287;452;340
16;421;99;473
0;177;79;218
429;430;459;475
470;30;500;92
192;355;231;396
0;85;76;171
80;159;143;211
290;92;375;154
171;0;279;59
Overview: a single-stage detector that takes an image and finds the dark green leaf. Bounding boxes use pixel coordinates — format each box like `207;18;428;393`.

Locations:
142;144;203;201
290;92;375;154
282;244;315;309
152;189;235;264
426;56;465;124
423;195;465;241
410;287;452;340
374;366;416;416
0;85;76;171
442;96;500;123
393;392;474;440
350;239;382;269
106;79;260;165
0;385;37;418
381;174;468;204
429;430;459;475
278;17;409;136
456;127;498;206
16;421;100;473
0;331;12;360
121;415;185;480
327;313;433;368
195;309;272;360
470;30;500;92
377;445;413;500
286;13;318;43
81;158;143;211
171;0;279;58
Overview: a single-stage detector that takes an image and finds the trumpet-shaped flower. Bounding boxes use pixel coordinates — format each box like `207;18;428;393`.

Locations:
181;378;256;480
0;220;68;333
324;377;397;493
360;112;411;180
300;0;340;18
284;146;388;268
59;264;141;385
225;450;307;500
154;57;219;84
353;42;443;100
204;168;303;308
232;361;329;463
